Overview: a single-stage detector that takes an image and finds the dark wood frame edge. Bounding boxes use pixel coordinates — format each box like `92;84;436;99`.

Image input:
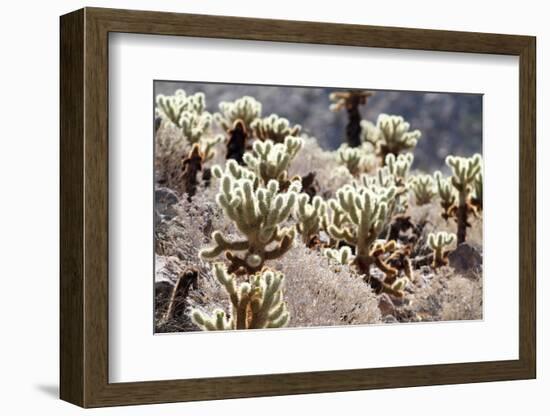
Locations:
60;7;536;408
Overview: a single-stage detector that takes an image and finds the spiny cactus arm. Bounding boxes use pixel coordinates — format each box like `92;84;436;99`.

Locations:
201;135;224;162
375;114;421;158
337;145;362;175
215;96;262;131
411;174;436;205
251;114;302;143
385;153;414;182
446;154;482;243
295;194;327;244
199;231;250;259
471;171;483;212
191;309;233;331
428;231;457;268
434;171;457;220
248;270;289;329
243;137;303;185
324;246;355;265
371;240;399;280
446;154;482;192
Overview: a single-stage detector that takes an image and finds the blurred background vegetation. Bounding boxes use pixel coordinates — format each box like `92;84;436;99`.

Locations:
154;81;482;172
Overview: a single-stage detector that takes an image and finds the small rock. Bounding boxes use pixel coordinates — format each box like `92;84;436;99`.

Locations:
448;243;483;274
155;187;179;221
378;293;396;317
382;315;398;324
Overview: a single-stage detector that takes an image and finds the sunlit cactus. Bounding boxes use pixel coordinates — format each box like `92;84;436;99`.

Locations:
446;154;482;244
243;136;303;188
410;174;437;205
215;96;262;132
330;90;374;148
155;90;212;144
295;194;327;246
362;114;421;161
251;114;301;143
427;231;456;268
191;264;289;330
384;153;414;185
470;171;483;213
200;170;300;274
434;171;458;221
324;246;355;265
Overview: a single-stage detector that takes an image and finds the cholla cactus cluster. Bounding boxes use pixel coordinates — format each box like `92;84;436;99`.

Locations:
296;194;327;246
251;114;301;143
436;154;482;244
410;174;437;205
191;264;289;330
156;90;212;144
362;114;422;161
243;136;303;187
200;169;300;274
428;231;456;268
155;87;483;332
215;96;262;132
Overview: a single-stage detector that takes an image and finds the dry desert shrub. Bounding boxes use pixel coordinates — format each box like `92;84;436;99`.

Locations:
274;242;381;327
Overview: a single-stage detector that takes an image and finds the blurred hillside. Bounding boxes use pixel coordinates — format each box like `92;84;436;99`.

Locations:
154;81;482;172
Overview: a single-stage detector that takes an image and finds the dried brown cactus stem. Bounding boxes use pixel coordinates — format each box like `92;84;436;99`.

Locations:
226;119;248;164
181;143;203;200
161;269;199;324
330;90;373;148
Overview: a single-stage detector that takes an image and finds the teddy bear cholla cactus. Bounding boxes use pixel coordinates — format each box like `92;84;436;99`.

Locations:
428;231;456;268
330;90;374;148
359;153;413;216
324;246;354;265
446;153;482;244
251;114;302;143
434;171;458;221
191;264;289;330
215;96;262;132
180;136;223;199
295;194;327;246
200;166;300;274
410;174;437;205
336;144;377;176
361;114;421;162
155;90;212;144
243;136;303;188
326;184;408;297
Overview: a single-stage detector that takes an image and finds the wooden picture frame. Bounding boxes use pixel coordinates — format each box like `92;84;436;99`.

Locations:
60;7;536;408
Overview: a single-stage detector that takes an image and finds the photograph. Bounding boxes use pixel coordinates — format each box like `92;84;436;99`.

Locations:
153;81;484;333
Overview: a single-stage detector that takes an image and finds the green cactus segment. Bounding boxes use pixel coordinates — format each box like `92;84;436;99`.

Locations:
155;90;212;143
471;171;483;213
327;185;395;274
215;96;262;132
336;145;362;175
191;264;290;330
410;174;437;205
384;153;414;185
201;135;224;162
434;170;458;221
324;246;355;265
427;231;456;268
446;153;482;243
362;114;421;160
296;194;327;245
200;169;300;274
243;136;303;186
251;114;302;143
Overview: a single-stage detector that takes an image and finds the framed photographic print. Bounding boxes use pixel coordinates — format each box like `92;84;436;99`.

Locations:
60;7;536;408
